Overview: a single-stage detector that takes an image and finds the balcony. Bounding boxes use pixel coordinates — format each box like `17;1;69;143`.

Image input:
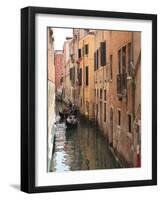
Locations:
117;72;127;101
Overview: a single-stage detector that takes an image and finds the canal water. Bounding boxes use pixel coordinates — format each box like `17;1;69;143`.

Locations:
50;102;122;172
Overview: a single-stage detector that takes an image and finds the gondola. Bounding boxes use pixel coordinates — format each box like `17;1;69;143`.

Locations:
59;111;69;120
66;115;78;128
58;105;79;129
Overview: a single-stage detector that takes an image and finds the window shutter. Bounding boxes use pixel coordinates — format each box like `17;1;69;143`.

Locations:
70;68;72;80
96;49;99;69
72;67;75;84
100;41;106;66
86;66;88;86
85;44;89;55
82;47;84;57
94;52;96;71
78;48;81;58
79;68;82;85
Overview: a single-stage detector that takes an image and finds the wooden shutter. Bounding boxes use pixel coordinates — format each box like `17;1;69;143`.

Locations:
79;68;82;85
100;41;106;66
96;49;99;69
78;48;81;58
85;44;89;55
86;66;88;86
94;52;96;71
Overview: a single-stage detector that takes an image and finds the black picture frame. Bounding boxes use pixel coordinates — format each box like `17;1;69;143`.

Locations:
21;6;157;193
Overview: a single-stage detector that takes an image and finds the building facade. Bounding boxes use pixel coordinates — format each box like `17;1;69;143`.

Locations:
54;50;64;97
70;29;80;107
78;30;95;120
93;30;110;135
93;30;141;167
107;31;134;166
47;28;55;171
133;32;141;167
62;38;73;104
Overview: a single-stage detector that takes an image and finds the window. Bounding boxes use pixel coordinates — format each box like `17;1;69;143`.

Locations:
100;41;106;66
104;103;106;122
96;104;98;116
69;68;72;80
85;66;89;86
117;46;128;98
72;67;75;84
96;49;99;69
78;48;81;58
69;67;75;84
122;46;126;72
128;114;132;133
118;46;127;74
104;89;106;101
85;44;89;55
82;46;84;57
97;89;99;98
128;43;132;76
77;68;79;80
94;52;96;71
94;49;99;70
100;89;103;99
79;68;82;85
118;50;121;74
118;110;121;126
110;54;113;80
60;77;63;84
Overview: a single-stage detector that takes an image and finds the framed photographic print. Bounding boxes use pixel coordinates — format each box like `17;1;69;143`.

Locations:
21;6;157;193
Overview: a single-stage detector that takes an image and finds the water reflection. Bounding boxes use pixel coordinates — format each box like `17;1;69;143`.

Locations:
50;109;121;172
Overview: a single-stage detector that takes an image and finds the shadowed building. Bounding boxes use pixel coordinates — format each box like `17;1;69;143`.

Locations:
55;50;64;97
62;38;73;104
47;28;55;171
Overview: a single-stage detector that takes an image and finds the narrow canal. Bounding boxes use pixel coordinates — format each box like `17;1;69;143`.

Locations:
50;102;122;172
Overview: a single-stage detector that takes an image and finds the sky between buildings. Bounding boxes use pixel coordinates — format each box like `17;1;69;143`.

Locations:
52;28;73;51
